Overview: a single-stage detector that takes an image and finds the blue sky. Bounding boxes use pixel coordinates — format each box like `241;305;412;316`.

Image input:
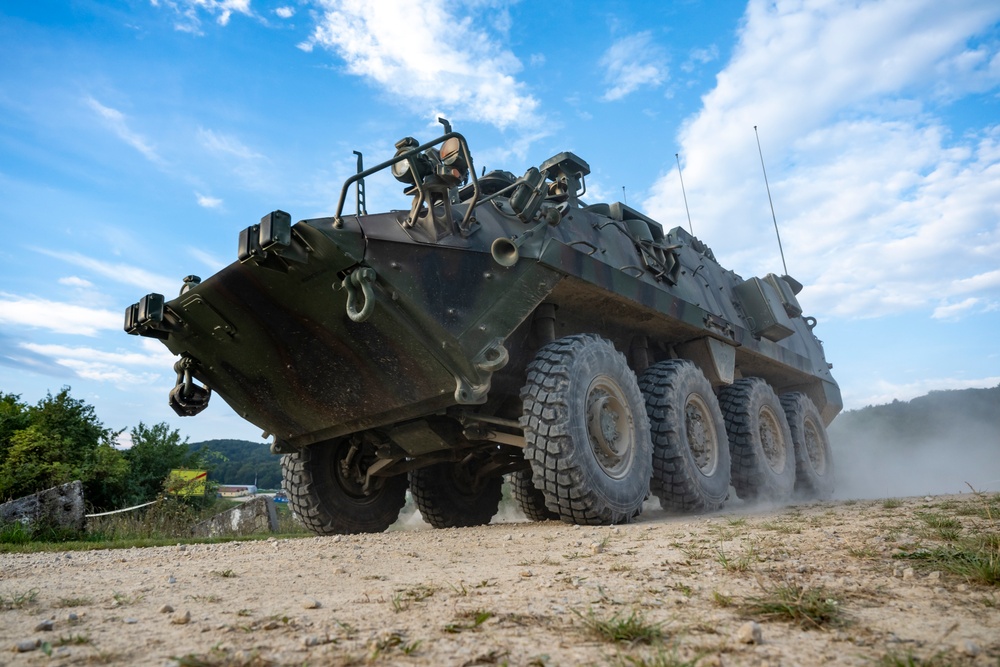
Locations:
1;0;998;445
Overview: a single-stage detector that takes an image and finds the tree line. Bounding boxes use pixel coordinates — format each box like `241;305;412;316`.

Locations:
0;388;205;511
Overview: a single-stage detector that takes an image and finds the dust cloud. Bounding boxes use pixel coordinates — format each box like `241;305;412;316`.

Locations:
828;410;1000;500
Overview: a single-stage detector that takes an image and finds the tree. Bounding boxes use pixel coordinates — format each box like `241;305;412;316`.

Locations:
123;421;204;504
0;388;129;509
0;392;29;464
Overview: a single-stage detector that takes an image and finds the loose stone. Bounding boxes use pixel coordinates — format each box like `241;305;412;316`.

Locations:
171;610;192;625
737;621;763;644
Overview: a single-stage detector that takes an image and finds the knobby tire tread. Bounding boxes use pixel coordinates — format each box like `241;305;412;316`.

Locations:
719;378;795;502
520;334;652;525
638;360;731;512
409;464;503;529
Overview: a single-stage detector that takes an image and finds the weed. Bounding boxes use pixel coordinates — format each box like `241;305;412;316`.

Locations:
189;594;222;603
173;647;274;666
576;608;664;644
368;631;420;659
0;588;39;610
877;650;961;666
715;542;757;572
711;591;732;607
843;499;858;506
726;517;747;527
616;646;705;666
214;569;237;578
882;498;903;509
847;545;879;560
917;513;963;541
757;521;801;535
894;489;999;587
670;583;693;597
610;563;633;573
53;634;91;646
444;609;494;633
741;583;842;628
674;543;707;562
55;596;92;608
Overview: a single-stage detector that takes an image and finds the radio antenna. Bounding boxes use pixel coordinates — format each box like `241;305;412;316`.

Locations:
622;186;627;205
675;153;693;235
754;126;787;275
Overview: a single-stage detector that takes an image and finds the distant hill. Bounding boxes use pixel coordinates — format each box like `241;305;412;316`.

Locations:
830;384;1000;442
191;439;281;489
828;384;1000;498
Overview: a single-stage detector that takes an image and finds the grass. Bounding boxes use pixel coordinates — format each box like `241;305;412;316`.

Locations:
893;491;1000;587
715;541;758;572
55;596;92;607
576;608;665;644
0;588;39;610
1;496;312;555
876;650;972;667
882;498;903;509
173;648;274;667
616;647;705;667
443;609;494;633
740;583;842;628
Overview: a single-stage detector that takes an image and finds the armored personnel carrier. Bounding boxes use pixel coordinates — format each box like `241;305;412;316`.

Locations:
126;124;841;534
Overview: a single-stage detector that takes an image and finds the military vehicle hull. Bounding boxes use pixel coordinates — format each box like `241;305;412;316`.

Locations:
128;129;841;533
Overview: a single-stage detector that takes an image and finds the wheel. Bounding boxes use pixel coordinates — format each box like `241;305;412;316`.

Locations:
281;437;407;535
719;378;795;502
638;360;731;512
508;468;559;521
520;334;652;525
409;462;503;528
781;392;835;499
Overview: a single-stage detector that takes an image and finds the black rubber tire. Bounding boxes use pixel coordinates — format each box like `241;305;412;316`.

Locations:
781;392;835;499
281;439;407;535
520;334;653;525
638;360;731;513
719;378;795;502
409;463;503;529
509;468;559;521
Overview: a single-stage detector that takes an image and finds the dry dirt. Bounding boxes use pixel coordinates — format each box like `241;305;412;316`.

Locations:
2;494;998;667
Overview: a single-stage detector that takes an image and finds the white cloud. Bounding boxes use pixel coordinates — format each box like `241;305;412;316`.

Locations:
196;192;223;208
599;31;668;101
187;247;227;272
34;248;175;292
85;96;162;164
301;0;540;130
152;0;253;33
20;341;172;385
681;45;719;73
276;6;294;18
59;276;94;289
0;293;120;336
643;0;1000;321
198;128;262;160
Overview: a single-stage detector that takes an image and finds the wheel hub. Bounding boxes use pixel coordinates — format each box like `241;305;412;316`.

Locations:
804;418;826;473
684;393;719;475
586;376;634;478
758;406;787;472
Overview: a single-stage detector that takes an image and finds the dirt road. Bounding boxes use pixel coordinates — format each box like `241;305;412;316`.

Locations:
1;494;997;666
